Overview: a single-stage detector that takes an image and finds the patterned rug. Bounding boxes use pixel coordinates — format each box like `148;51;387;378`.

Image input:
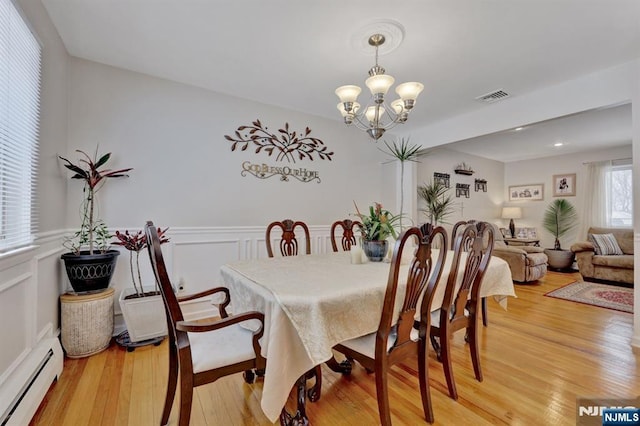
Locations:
544;281;634;313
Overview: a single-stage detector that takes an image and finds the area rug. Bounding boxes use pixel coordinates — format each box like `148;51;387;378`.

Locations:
544;281;634;313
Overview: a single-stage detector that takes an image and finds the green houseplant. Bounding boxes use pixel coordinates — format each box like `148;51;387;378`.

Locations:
381;137;421;230
59;148;132;293
354;202;401;262
542;198;578;270
417;180;456;225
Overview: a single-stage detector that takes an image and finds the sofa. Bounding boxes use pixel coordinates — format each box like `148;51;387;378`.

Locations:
570;227;634;285
489;224;548;283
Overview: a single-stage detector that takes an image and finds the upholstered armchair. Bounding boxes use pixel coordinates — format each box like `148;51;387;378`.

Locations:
489;224;548;283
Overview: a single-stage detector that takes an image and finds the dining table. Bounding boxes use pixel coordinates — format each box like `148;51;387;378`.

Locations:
219;249;516;424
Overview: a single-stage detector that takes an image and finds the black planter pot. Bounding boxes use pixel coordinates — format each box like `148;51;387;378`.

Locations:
61;250;120;293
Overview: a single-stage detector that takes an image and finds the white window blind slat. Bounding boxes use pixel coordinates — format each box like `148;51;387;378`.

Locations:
0;0;41;252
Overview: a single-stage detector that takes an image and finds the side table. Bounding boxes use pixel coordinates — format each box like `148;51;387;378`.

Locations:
504;237;540;247
60;288;114;358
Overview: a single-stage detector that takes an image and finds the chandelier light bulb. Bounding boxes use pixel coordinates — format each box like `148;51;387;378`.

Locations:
395;82;424;101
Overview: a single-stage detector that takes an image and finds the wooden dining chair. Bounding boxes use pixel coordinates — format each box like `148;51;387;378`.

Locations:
330;219;362;252
333;223;448;425
264;219;322;400
144;221;266;426
430;221;494;400
451;219;489;327
266;219;311;257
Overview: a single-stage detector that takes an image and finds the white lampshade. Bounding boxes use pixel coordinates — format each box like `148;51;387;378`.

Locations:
395;82;424;101
365;105;379;123
335;85;362;103
336;102;360;117
365;74;395;96
501;207;522;219
391;99;404;114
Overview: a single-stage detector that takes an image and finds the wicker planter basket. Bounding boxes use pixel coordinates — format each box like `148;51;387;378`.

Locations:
60;288;114;358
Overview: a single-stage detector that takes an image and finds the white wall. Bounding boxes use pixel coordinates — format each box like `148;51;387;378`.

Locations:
0;0;69;419
504;145;633;249
415;147;505;234
65;58;387;228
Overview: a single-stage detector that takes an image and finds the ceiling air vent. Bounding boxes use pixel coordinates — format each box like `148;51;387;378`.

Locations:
475;89;510;103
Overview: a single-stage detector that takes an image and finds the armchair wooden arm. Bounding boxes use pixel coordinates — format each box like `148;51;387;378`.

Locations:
177;286;230;318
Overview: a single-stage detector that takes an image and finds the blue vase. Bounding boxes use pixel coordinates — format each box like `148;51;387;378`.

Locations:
362;240;388;262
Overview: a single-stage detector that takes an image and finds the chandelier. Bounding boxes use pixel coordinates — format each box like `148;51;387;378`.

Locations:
335;33;424;140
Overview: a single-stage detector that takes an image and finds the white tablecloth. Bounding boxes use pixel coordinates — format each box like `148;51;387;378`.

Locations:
219;250;515;422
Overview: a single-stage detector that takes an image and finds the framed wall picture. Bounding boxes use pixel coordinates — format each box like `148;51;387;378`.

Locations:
553;173;576;197
508;183;544;201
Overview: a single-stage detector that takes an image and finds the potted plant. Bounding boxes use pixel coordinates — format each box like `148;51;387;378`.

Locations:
59;148;132;293
353;202;401;262
542;198;578;271
417;180;456;225
113;228;170;345
380;137;422;230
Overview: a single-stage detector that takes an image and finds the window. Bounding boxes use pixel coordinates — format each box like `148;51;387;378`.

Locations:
605;161;633;228
0;0;41;253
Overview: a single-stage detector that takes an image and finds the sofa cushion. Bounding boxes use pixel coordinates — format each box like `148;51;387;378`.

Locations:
589;233;624;255
588;227;633;254
592;254;634;268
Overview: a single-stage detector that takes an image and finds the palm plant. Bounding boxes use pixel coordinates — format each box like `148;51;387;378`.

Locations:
417;180;456;225
542;198;578;250
380;137;422;229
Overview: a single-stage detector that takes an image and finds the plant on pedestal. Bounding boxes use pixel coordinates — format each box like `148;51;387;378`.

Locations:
59;149;132;293
380;137;422;230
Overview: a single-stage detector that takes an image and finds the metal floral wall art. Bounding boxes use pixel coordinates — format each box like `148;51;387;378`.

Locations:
225;120;334;163
225;120;333;183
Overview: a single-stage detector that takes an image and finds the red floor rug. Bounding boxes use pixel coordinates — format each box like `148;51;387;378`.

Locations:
544;281;634;313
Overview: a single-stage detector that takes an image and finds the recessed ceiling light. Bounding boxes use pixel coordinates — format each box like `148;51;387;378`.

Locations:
554;142;564;147
514;127;523;131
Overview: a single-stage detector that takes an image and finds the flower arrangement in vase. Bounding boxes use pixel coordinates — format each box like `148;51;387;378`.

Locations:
353;202;401;262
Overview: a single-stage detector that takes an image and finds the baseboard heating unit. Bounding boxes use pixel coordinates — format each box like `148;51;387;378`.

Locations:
0;338;63;426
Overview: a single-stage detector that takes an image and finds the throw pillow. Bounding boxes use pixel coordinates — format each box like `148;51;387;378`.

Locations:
588;233;624;255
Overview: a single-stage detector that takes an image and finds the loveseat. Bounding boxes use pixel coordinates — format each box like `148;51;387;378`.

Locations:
489;224;548;283
570;227;634;285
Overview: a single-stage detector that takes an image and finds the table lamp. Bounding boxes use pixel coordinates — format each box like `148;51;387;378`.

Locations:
501;207;522;238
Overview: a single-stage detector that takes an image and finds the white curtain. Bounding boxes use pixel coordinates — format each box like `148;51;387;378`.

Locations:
578;160;611;239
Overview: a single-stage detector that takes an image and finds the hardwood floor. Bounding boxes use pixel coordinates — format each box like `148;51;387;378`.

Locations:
31;271;639;425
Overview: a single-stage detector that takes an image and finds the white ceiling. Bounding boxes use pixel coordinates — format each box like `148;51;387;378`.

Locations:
41;0;639;161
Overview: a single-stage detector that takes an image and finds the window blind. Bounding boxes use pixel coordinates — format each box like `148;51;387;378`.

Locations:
0;0;41;253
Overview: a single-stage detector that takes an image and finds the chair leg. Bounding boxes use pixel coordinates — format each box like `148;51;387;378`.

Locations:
418;340;434;423
440;332;458;400
161;344;179;426
468;323;483;382
178;375;194;426
307;365;322;402
375;368;392;426
481;297;488;327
